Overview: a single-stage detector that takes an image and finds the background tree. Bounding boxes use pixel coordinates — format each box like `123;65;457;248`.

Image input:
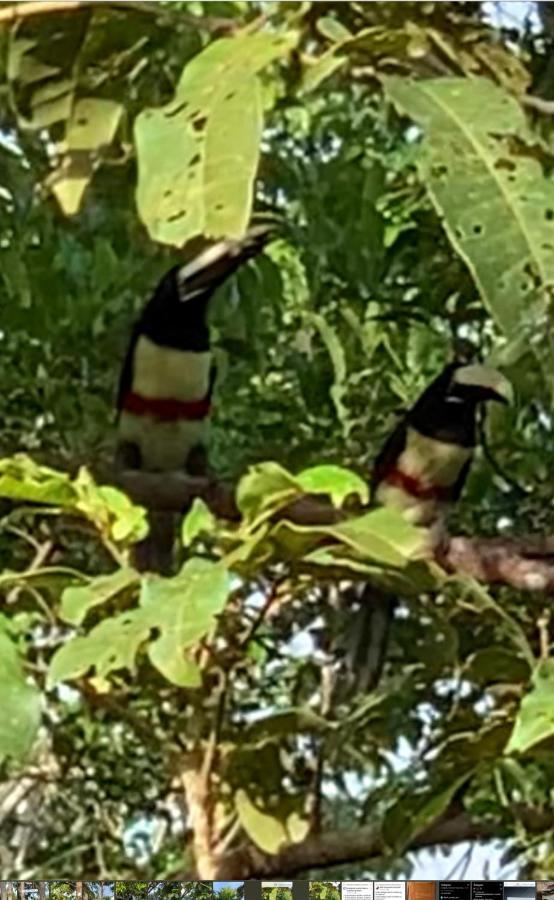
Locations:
1;0;554;884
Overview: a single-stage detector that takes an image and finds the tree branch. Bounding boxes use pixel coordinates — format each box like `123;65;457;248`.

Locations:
0;1;237;32
201;802;553;879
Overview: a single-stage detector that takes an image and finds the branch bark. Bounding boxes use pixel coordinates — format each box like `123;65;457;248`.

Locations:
195;802;553;879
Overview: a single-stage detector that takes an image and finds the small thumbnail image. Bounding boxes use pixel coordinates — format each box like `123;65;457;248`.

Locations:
471;883;503;900
44;885;76;900
374;884;405;900
341;885;373;900
438;885;470;900
537;886;554;900
261;886;292;900
503;885;536;900
407;884;436;900
309;884;340;900
183;885;214;900
214;885;246;900
114;884;184;899
85;886;115;899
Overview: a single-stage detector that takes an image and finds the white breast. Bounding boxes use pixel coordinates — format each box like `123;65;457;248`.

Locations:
132;335;211;401
118;412;208;471
399;427;472;486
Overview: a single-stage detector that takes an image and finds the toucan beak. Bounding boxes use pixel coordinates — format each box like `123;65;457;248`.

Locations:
454;364;514;405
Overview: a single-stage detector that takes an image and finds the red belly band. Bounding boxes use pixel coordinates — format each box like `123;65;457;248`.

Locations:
122;391;211;422
385;468;451;502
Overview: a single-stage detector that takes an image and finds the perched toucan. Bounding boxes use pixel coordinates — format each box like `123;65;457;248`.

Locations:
348;361;513;692
115;224;272;573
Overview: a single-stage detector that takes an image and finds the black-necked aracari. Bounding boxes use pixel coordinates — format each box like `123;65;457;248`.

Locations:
349;361;513;692
115;224;272;573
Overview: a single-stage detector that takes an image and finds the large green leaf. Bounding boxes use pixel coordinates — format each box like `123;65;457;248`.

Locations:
135;30;297;246
48;559;231;688
506;659;554;755
140;558;231;687
0;628;41;762
384;77;554;369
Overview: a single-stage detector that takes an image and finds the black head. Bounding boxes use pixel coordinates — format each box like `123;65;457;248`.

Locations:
409;362;513;446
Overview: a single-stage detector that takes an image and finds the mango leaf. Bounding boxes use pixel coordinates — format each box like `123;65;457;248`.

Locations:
296;464;369;508
181;498;216;548
0;629;41;762
139;558;231;687
453;576;534;667
466;647;531;685
384;77;554;372
135;30;297;246
309;312;349;434
506;659;554;755
383;772;472;852
50;97;123;215
60;568;140;626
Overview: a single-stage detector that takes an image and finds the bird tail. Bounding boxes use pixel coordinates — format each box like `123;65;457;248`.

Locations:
132;510;176;576
176;222;275;302
345;587;396;693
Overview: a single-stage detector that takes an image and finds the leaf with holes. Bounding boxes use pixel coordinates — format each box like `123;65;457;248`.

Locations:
139;558;231;687
135;30;297;246
384;77;554;371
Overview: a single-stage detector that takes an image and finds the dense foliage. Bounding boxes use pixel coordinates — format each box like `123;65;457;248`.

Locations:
1;0;554;883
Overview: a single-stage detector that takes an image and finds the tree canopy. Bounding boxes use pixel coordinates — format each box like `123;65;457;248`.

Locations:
1;0;554;883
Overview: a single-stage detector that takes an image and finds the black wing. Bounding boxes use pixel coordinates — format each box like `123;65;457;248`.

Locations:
115;321;142;416
371;417;408;500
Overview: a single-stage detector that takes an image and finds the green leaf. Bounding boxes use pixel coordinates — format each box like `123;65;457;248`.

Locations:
236;461;301;525
0;629;41;762
466;647;531;684
181;498;216;548
50;97;123;216
506;659;554;755
0;454;75;506
234;789;289;854
453;576;534;668
139;558;231;687
309;312;349;433
75;471;148;543
384;76;554;371
135;30;297;246
296;464;369;507
60;567;140;626
383;772;471;852
47;613;150;687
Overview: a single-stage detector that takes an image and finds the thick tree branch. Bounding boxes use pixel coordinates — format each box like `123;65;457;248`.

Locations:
0;1;237;32
115;468;554;594
179;802;553;878
441;535;554;591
